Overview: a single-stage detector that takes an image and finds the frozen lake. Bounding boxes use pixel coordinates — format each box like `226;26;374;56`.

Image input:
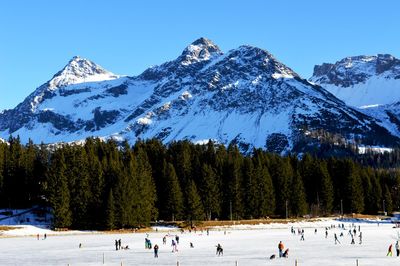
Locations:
1;219;400;265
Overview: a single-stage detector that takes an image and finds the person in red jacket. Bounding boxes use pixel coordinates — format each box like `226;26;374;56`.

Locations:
387;243;393;256
278;241;284;257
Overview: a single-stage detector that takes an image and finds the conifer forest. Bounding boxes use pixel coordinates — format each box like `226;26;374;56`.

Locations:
0;137;399;230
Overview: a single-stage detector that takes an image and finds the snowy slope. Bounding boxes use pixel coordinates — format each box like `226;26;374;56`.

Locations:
310;54;400;139
310;54;400;107
0;38;398;152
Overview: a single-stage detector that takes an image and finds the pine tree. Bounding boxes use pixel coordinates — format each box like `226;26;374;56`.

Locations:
243;157;257;219
368;172;382;214
69;148;92;228
383;184;393;214
270;156;293;217
133;146;157;226
114;142;136;227
162;162;184;221
47;151;72;228
186;179;205;222
345;160;364;213
105;189;115;230
199;164;221;220
290;171;308;216
318;161;334;214
255;164;275;217
224;144;244;220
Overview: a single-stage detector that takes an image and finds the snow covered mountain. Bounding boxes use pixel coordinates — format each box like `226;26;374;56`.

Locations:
310;54;400;139
310;54;400;108
0;38;398;152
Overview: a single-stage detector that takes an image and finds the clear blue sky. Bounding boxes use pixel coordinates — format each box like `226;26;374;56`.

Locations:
1;0;399;110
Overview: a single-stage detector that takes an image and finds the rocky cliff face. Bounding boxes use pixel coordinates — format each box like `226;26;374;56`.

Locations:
0;38;398;152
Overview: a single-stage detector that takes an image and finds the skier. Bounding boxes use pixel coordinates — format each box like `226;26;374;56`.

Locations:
190;242;194;248
314;228;317;234
278;241;284;257
171;239;178;252
334;233;341;244
396;241;400;257
154;244;159;258
387;243;393;256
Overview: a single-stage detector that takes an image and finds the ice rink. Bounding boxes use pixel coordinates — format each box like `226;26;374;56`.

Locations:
1;219;399;266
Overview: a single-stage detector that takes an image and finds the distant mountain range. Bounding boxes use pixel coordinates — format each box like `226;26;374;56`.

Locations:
1;38;399;153
310;54;400;142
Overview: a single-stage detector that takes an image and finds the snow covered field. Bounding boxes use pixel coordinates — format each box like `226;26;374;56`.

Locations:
1;219;400;266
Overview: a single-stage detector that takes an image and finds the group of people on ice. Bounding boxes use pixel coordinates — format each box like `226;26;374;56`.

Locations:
387;241;400;257
115;239;128;250
270;241;289;259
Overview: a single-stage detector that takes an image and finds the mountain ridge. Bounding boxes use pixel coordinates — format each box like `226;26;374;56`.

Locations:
1;38;398;152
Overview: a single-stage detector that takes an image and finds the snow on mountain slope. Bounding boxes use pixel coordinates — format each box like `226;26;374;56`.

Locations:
310;54;400;107
0;38;398;152
48;56;119;90
310;54;400;140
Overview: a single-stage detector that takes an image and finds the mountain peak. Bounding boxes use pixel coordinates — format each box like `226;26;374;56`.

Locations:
180;37;222;65
190;37;217;47
48;56;117;89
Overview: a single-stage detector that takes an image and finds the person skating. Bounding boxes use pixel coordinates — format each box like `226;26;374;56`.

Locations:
387;243;393;256
115;239;118;251
351;236;355;245
154;244;159;258
334;233;341;244
300;232;305;241
396;241;400;257
118;239;122;250
325;230;328;239
216;243;223;256
163;236;167;245
175;235;180;244
359;232;362;245
278;241;284;257
171;239;178;252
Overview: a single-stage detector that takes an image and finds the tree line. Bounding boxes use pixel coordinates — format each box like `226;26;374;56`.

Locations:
0;137;399;230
